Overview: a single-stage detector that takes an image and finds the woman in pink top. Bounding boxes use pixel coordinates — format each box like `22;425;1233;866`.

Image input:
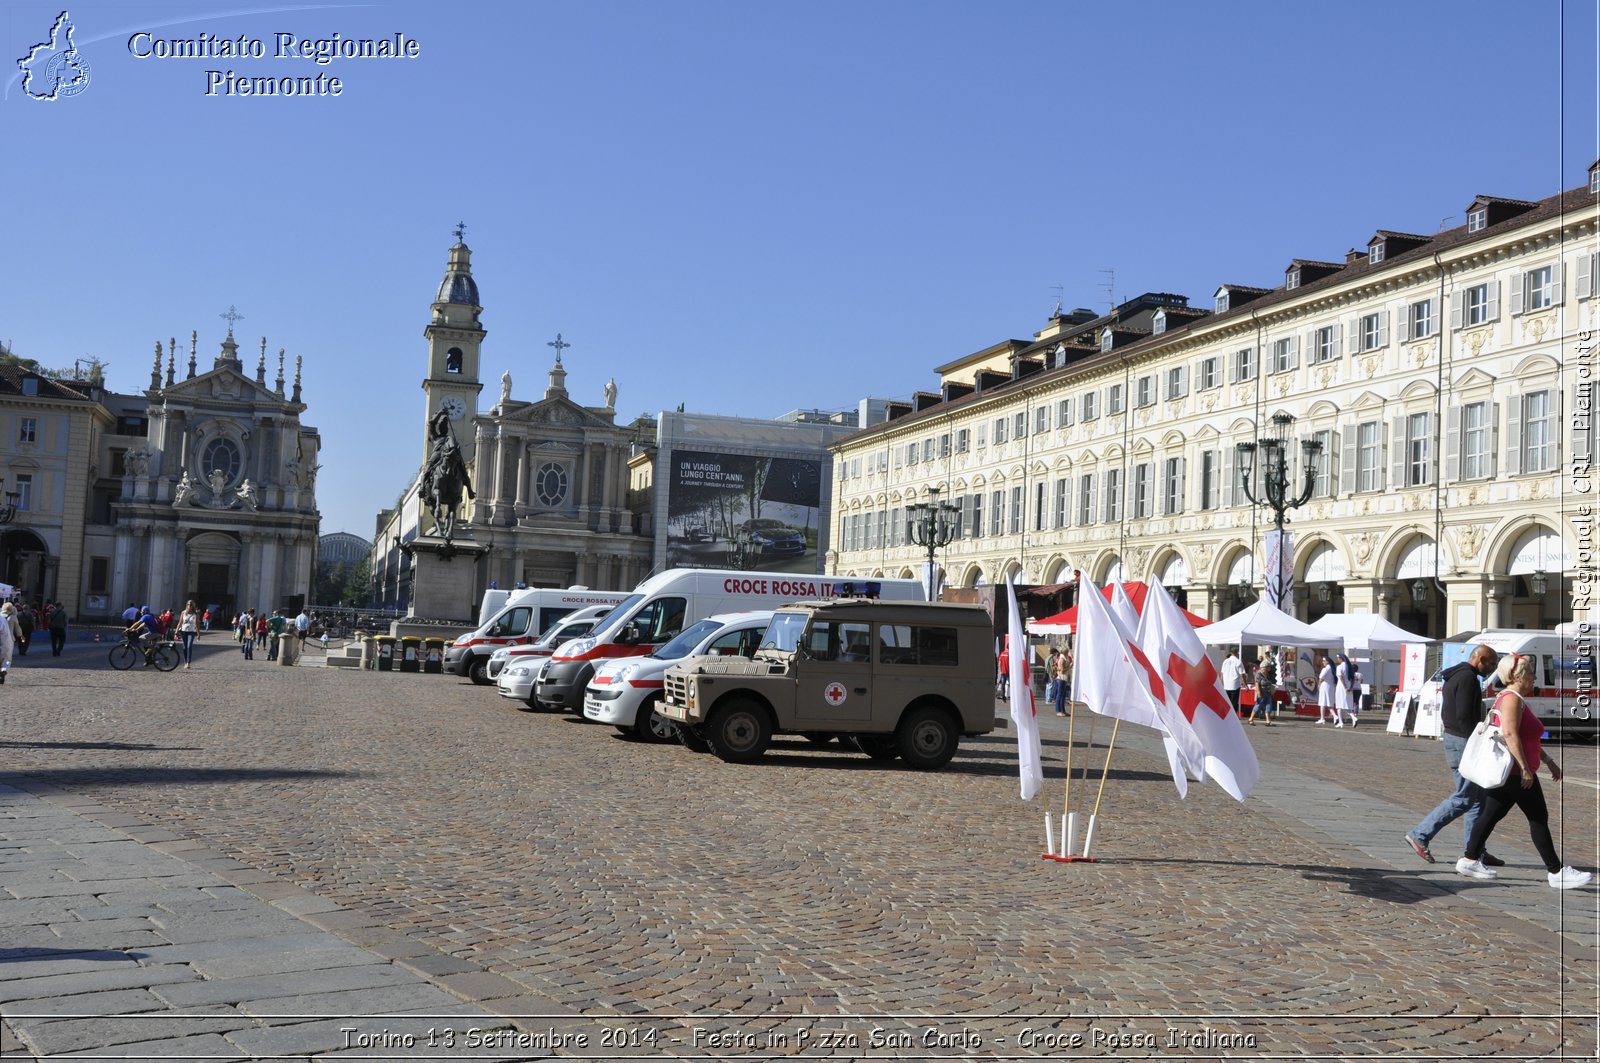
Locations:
1457;653;1591;889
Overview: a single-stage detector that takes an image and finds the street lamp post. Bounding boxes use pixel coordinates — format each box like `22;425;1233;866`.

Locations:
907;486;959;602
1236;413;1322;610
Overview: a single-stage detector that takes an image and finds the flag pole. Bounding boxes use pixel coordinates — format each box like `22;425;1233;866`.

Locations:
1080;717;1121;860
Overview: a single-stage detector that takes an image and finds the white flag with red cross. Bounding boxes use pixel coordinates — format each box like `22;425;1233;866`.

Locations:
1005;574;1043;801
1070;573;1197;796
1138;580;1260;801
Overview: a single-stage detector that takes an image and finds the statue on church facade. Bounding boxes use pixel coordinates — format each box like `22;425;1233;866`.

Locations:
236;478;260;510
421;409;475;542
125;449;150;478
500;370;512;408
173;472;194;507
604;377;617;410
207;468;227;502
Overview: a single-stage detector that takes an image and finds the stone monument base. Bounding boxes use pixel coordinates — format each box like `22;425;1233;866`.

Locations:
404;535;488;623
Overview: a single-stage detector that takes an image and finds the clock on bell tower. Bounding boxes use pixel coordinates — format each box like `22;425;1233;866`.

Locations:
422;224;486;464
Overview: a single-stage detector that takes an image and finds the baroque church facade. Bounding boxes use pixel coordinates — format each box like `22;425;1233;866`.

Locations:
371;237;653;615
0;329;321;621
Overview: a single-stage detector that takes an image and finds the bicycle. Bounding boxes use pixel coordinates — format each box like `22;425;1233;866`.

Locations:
108;635;181;672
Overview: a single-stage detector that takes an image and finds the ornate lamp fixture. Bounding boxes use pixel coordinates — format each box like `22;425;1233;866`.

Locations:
906;485;960;602
0;478;19;525
1236;412;1322;606
1529;569;1549;597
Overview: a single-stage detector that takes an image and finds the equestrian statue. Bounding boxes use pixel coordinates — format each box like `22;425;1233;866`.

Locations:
421;410;475;543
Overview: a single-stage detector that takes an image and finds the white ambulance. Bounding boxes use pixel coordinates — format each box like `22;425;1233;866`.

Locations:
444;588;629;684
1418;626;1593;738
534;570;925;713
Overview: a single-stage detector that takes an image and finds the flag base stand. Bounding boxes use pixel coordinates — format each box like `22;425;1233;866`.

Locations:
1040;853;1097;863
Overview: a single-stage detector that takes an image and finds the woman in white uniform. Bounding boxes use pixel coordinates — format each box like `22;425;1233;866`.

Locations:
1335;653;1358;727
1316;655;1337;724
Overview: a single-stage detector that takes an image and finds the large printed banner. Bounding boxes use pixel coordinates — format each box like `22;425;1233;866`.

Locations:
665;450;823;574
1264;530;1295;613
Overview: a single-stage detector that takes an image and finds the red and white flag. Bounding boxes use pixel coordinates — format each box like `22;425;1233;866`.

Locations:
1005;574;1043;801
1139;580;1260;800
1070;573;1197;795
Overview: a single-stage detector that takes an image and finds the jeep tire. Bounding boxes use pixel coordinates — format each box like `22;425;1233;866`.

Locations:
896;705;959;770
705;699;772;763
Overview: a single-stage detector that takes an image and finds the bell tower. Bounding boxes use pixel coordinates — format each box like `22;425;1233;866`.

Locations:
422;224;486;463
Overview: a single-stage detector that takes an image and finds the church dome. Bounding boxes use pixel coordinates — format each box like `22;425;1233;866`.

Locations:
438;270;479;307
435;240;480;308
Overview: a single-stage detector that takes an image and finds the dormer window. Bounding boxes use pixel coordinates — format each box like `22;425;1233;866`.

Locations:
1286;270;1300;290
1053;343;1067;369
1215;290;1230;313
1467;208;1487;233
1153;309;1168;335
1369;243;1385;264
1590;166;1599;195
20;377;37;397
1099;327;1113;353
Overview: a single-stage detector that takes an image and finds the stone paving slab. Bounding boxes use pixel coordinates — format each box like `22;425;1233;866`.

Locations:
0;647;1594;1060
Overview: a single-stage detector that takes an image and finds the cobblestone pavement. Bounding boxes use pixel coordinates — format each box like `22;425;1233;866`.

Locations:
0;637;1595;1060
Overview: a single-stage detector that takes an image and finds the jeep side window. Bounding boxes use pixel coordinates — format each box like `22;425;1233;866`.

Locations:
915;626;960;667
877;623;958;666
805;621;837;660
837;622;871;662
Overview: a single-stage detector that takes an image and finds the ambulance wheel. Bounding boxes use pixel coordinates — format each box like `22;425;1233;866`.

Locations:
896;706;959;770
678;724;711;754
467;657;491;685
633;696;678;743
705;700;772;763
852;735;899;762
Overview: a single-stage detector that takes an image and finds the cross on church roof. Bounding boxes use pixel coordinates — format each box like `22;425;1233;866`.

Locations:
453;221;466;243
547;333;570;364
219;305;244;337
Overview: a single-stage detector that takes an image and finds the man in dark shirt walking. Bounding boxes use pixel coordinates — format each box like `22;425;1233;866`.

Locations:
1405;645;1502;865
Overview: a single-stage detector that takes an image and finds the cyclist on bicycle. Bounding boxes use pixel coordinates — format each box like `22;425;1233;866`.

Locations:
125;607;161;656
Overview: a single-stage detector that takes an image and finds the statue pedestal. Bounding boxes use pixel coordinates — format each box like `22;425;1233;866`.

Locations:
404;536;487;622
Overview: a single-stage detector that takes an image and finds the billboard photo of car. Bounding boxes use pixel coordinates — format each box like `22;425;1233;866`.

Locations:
665;450;822;574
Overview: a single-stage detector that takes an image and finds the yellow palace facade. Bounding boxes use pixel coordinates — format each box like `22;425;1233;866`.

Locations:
828;165;1598;636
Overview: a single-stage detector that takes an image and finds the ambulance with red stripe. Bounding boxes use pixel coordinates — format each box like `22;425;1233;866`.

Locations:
1417;625;1594;737
534;569;924;714
444;588;629;685
1470;627;1593;737
582;610;774;742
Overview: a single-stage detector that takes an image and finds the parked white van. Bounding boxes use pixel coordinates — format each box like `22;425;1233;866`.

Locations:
583;610;774;742
444;588;629;684
535;570;925;713
487;605;615;683
1417;627;1593;737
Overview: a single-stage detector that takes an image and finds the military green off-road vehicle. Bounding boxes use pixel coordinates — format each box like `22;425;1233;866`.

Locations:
660;598;1001;769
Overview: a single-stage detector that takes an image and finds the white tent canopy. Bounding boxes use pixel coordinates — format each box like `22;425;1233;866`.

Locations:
1196;599;1327;648
1308;612;1427;652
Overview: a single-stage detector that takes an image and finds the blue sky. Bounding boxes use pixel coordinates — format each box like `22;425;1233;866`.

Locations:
4;0;1597;542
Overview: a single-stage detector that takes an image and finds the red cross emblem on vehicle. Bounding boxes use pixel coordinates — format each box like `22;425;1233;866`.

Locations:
824;682;848;706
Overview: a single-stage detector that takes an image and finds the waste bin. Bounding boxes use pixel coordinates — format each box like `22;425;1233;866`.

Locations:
360;634;377;669
278;635;299;666
375;635;396;672
399;636;422;673
423;637;445;674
